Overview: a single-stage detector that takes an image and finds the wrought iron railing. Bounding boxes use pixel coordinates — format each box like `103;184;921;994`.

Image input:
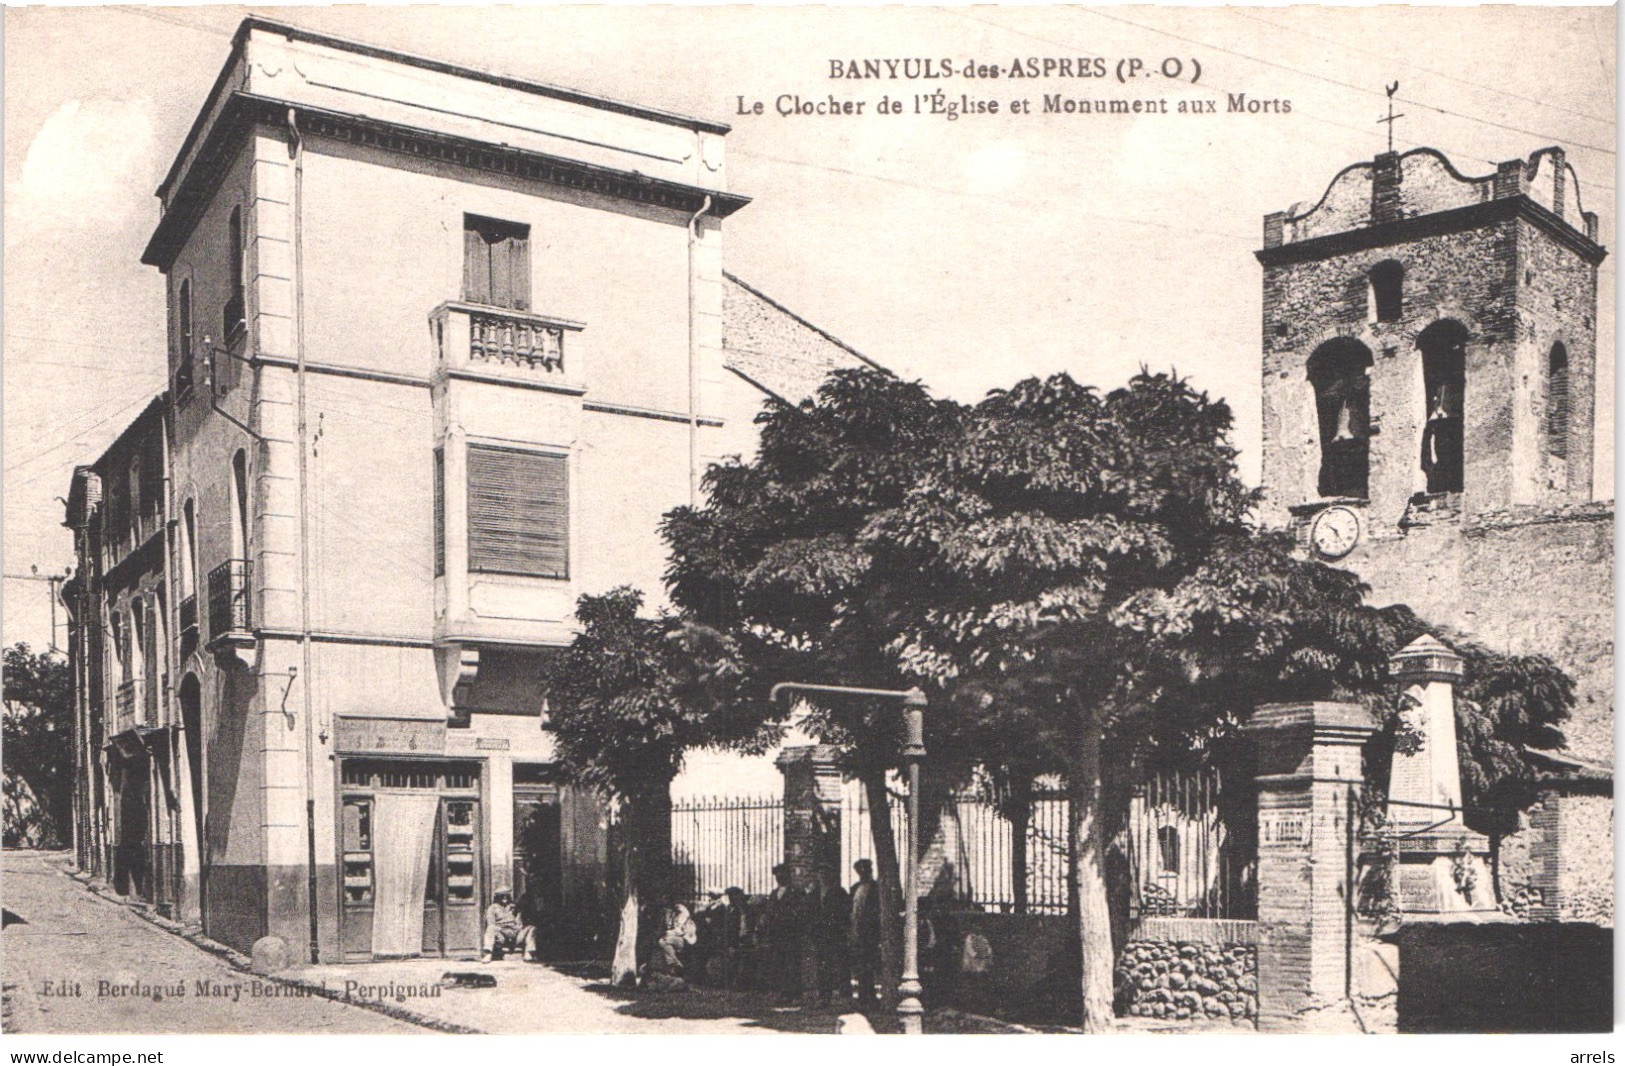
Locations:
1123;767;1255;920
207;558;252;639
671;796;784;899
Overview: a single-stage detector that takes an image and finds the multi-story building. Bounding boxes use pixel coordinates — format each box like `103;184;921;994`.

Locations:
63;17;874;963
1256;146;1613;921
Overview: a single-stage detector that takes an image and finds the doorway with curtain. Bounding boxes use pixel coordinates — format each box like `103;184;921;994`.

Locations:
338;759;483;961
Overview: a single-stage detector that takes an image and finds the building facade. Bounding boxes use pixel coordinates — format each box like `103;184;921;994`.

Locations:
1256;146;1613;921
64;17;872;962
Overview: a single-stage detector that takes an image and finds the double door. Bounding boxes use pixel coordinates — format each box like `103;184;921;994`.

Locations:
339;759;482;960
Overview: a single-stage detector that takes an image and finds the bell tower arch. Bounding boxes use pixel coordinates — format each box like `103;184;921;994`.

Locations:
1257;146;1605;547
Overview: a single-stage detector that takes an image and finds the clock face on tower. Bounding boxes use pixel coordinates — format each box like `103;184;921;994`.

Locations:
1310;506;1360;559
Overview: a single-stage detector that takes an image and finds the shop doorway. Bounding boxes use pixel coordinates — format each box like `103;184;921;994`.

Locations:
513;771;562;925
339;759;482;960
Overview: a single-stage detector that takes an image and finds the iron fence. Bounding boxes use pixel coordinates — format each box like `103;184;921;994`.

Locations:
670;795;783;898
669;767;1255;920
1123;767;1255;920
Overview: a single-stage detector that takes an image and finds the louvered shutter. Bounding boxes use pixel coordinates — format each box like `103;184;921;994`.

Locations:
467;445;568;578
489;231;514;309
432;447;445;577
463;225;490;305
507;233;530;311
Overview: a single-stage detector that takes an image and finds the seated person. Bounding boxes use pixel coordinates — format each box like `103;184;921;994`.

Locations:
482;890;538;962
641;902;697;991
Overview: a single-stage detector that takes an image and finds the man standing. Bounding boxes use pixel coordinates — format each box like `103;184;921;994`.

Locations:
809;865;851;1007
482;889;538;962
849;858;882;1007
762;863;803;1004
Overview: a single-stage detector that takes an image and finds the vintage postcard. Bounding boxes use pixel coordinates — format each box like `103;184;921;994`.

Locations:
1;4;1613;1046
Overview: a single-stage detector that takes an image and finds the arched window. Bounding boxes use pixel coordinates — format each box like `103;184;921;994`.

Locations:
110;610;129;683
130;601;146;682
225;207;246;338
1157;825;1181;875
128;455;143;544
180;500;197;600
1367;260;1404;323
1547;342;1570;458
1308;338;1374;498
230;450;249;560
1418;320;1468;493
175;279;194;397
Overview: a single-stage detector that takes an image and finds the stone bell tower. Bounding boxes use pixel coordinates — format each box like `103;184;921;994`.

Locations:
1257;146;1604;551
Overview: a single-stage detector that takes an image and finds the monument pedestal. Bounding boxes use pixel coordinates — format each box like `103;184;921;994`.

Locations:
1378;635;1500;917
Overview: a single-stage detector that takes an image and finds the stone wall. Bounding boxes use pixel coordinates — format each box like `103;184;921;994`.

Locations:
1113;919;1259;1025
1393;921;1612;1032
1347;503;1613;765
932;913;1076;1023
1497;789;1614;925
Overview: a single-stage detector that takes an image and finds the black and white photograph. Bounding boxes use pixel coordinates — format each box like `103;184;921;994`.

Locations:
0;3;1615;1047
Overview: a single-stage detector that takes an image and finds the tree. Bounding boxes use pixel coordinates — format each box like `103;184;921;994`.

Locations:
542;588;759;985
886;370;1571;1029
3;643;73;848
666;366;1571;1030
663;368;970;1012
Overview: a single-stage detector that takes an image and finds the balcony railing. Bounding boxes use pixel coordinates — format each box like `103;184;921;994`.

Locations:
207;559;252;642
115;677;142;736
432;302;585;391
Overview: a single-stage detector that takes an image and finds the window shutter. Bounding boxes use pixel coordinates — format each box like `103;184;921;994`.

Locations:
463;225;490;305
489;232;514;310
466;445;568;578
433;447;445;577
508;234;530;311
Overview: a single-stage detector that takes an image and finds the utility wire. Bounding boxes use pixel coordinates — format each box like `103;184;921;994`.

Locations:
1078;7;1615;157
2;390;158;476
1226;9;1615;127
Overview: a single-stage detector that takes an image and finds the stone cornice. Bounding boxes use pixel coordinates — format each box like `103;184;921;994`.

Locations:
143;92;750;272
1255;195;1607;269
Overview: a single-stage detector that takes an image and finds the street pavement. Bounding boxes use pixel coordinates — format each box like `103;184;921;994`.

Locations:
4;850;949;1035
2;849;418;1035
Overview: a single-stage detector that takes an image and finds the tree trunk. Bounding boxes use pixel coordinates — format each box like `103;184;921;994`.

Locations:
611;802;641;987
1070;726;1116;1033
861;767;902;1014
1009;778;1032;916
610;783;674;988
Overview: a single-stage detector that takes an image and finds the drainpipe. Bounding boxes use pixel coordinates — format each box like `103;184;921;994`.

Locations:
159;405;180;913
288;108;320;965
686;194;712;506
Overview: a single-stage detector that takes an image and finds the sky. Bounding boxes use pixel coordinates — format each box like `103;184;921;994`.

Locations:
2;4;1616;650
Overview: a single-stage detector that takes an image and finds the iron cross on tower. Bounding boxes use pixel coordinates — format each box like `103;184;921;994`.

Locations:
1379;82;1404;153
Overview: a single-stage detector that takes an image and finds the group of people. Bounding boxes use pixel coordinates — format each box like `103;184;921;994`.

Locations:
481;857;923;1011
643;858;886;1006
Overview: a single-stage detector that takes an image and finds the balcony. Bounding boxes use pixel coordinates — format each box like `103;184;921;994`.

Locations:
207;559;253;649
432;302;585;394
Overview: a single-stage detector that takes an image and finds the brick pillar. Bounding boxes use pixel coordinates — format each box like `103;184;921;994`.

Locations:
1494;158;1528;200
776;745;842;890
1243;701;1376;1032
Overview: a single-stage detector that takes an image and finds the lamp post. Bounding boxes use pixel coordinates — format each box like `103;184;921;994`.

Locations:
768;681;929;1035
897;687;927;1035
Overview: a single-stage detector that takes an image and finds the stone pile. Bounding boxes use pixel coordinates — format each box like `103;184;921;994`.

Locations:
1114;940;1258;1023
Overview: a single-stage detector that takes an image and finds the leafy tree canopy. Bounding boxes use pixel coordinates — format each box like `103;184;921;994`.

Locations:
3;643;73;847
